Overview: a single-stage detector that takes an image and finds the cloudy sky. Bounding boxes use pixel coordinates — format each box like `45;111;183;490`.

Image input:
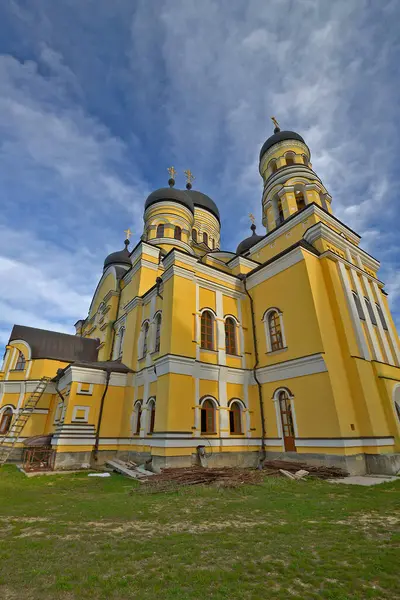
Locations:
0;0;400;353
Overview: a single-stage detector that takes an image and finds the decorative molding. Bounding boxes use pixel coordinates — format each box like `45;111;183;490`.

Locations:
255;353;327;384
58;366;129;389
227;255;260;270
148;237;194;254
295;437;395;448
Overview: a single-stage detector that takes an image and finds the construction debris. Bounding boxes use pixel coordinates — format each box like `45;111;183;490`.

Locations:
106;459;155;480
263;459;348;479
136;467;264;492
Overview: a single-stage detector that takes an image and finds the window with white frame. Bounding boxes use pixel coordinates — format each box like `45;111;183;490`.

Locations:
133;401;142;435
14;350;26;371
264;309;286;352
364;297;377;326
225;317;237;355
352;291;365;320
154;313;162;353
375;303;388;331
200;397;217;434
229;400;243;434
147;398;156;434
201;310;215;350
141;321;149;358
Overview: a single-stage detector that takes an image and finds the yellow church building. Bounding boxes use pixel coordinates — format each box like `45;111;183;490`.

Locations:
1;123;400;475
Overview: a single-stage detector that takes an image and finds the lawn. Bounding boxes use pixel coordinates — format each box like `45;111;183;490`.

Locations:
0;466;399;599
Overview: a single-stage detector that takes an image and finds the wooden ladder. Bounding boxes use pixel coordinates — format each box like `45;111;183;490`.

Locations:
0;376;52;466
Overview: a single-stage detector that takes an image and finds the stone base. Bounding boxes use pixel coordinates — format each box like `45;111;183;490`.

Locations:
151;451;260;472
366;453;400;476
263;451;368;475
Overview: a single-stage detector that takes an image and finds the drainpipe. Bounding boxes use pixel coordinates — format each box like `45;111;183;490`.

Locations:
239;274;267;466
92;369;111;463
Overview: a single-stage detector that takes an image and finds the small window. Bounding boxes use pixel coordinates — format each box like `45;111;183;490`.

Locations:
268;311;284;351
229;401;242;434
225;317;237;355
285;152;295;166
154;313;162;353
375;303;388;331
364;297;377;325
0;407;13;434
269;159;277;173
201;399;216;434
142;322;149;357
174;226;182;240
15;351;26;371
201;311;214;350
156;224;165;238
192;229;197;243
352;291;365;320
134;402;142;435
277;199;284;224
148;399;156;434
203;232;209;247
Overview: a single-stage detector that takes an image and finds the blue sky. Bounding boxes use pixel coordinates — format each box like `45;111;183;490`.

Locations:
1;0;400;353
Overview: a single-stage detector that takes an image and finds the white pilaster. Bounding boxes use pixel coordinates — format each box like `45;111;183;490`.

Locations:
363;277;394;365
349;267;383;361
195;283;200;360
218;367;229;437
337;261;370;359
237;299;246;369
216;290;226;365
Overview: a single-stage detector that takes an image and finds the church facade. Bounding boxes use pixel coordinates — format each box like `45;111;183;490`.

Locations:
1;125;400;474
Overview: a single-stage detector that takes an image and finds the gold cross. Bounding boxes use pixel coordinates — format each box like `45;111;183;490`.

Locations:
271;116;280;129
249;213;255;225
167;166;176;179
124;228;132;240
184;169;195;184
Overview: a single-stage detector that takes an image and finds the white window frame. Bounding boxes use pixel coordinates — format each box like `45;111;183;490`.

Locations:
263;308;287;353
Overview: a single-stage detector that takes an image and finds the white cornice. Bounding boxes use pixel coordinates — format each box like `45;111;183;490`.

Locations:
162;249;199;271
162;265;196;283
247;204;360;258
227;255;260;270
103;290;119;304
304;222;380;271
123;258;159;285
124;296;143;314
148;237;194;254
246;246;305;290
129;241;160;265
58;366;129;389
255;353;327;384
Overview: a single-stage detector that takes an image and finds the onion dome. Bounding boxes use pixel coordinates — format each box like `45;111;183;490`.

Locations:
104;239;131;270
144;185;194;214
259;125;306;162
236;224;264;255
186;189;220;222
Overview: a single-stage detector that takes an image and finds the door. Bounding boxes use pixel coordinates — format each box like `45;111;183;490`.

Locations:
279;391;296;452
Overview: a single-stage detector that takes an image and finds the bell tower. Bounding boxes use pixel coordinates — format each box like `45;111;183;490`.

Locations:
259;118;332;233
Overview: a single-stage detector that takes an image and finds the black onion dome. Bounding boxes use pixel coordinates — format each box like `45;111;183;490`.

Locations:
104;240;131;270
144;187;194;213
236;225;264;255
186;189;220;221
259;130;306;161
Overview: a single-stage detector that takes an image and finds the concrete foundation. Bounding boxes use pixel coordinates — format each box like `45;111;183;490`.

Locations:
263;451;368;475
365;453;400;475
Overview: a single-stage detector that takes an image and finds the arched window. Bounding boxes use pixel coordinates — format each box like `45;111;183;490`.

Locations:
277;390;296;452
285;152;295;166
269;159;278;174
225;317;237;355
133;402;142;435
268;310;284;351
142;321;149;358
174;226;182;240
201;399;216;434
352;291;365;320
154;313;162;353
229;401;242;434
148;399;156;434
201;310;214;350
375;303;388;331
156;224;165;238
203;232;209;247
15;351;26;371
117;327;125;358
0;407;13;435
364;297;377;325
295;190;306;211
192;229;198;242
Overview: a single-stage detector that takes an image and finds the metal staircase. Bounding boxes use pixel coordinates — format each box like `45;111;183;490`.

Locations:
0;376;51;466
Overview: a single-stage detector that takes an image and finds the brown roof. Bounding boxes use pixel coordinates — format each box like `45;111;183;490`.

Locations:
9;325;99;363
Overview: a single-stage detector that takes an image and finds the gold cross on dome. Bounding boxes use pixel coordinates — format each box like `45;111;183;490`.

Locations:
124;228;132;240
167;166;176;179
184;169;195;184
271;116;280;129
249;213;255;225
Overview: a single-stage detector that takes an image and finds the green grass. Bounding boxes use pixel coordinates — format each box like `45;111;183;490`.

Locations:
0;466;399;599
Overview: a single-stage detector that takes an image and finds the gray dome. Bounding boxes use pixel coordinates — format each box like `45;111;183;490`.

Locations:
260;129;306;161
104;241;131;270
144;187;194;214
186;189;220;221
236;225;264;255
